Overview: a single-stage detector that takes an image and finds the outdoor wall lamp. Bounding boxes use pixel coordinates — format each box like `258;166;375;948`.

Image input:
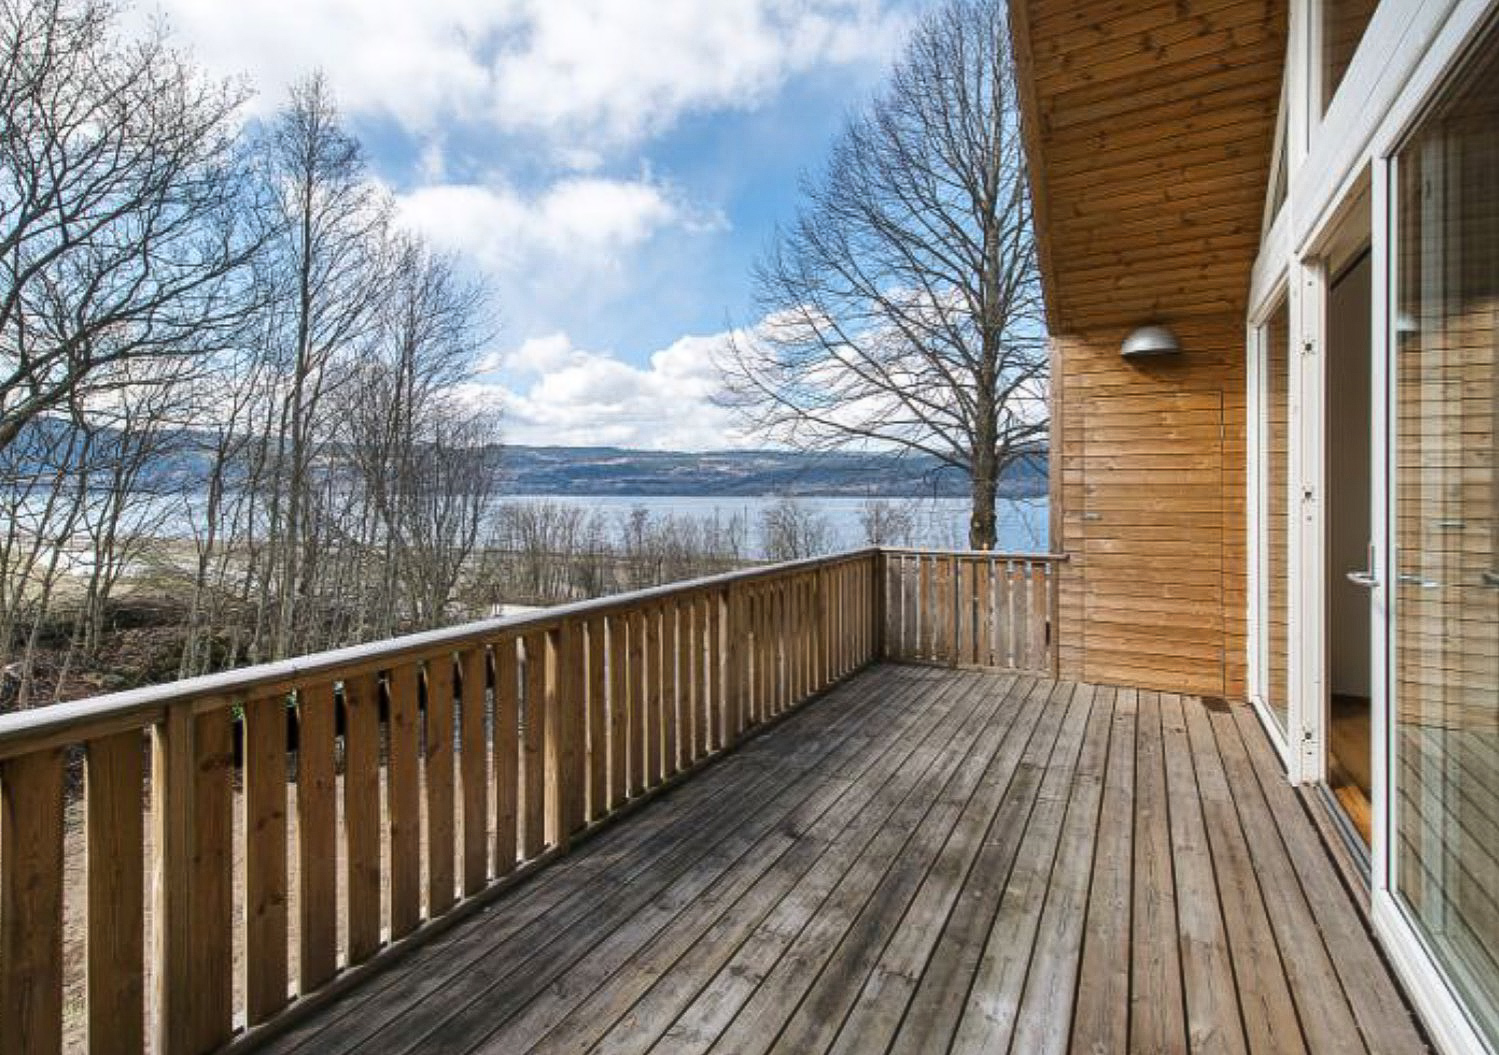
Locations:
1120;324;1181;359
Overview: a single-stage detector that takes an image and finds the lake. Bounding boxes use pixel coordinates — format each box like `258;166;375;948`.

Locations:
500;494;1050;558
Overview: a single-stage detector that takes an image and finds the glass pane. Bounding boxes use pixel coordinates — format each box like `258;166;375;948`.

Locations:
1393;32;1499;1047
1263;297;1292;733
1264;67;1289;234
1322;0;1378;113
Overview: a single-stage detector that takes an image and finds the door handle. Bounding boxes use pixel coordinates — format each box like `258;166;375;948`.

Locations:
1346;543;1378;589
1398;573;1440;588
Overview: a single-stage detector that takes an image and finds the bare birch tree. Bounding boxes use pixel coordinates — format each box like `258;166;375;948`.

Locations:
716;0;1047;550
254;72;390;660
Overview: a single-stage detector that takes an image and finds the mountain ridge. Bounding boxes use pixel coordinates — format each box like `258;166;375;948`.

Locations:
498;445;1048;498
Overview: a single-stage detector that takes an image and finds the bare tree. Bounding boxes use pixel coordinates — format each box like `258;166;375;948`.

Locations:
760;497;832;562
254;72;391;660
342;236;495;633
716;0;1047;550
0;0;264;451
859;497;915;546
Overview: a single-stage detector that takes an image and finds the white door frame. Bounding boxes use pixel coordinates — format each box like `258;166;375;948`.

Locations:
1291;254;1326;786
1246;278;1294;771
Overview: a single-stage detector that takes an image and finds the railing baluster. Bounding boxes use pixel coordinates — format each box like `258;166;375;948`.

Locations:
520;633;546;859
1030;562;1048;672
387;665;422;939
625;610;645;798
460;646;490;897
586;616;607;822
344;673;382;964
662;605;680;776
542;622;575;848
493;639;519;877
154;708;229;1051
724;587;744;741
86;731;144;1055
606;616;627;810
687;598;703;762
424;654;456;918
644;608;663;786
705;594;721;751
297;681;337;991
245;693;289;1024
918;556;932;659
1;747;65;1055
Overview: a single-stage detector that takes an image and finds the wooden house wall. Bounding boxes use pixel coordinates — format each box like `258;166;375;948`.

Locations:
1011;0;1287;696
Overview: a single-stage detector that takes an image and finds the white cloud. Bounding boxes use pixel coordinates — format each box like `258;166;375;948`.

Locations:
149;0;502;130
152;0;906;145
487;0;907;143
394;176;723;340
396;176;717;277
462;330;756;450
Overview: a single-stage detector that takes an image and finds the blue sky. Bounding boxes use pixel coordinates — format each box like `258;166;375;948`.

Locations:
153;0;923;449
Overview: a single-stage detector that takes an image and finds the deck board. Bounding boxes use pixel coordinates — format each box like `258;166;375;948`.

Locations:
259;665;1429;1055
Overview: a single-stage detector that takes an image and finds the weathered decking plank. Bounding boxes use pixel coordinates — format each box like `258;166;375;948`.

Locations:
454;669;990;1055
257;667;1427;1055
509;670;991;1055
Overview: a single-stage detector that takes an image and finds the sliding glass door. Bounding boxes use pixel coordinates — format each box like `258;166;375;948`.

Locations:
1391;31;1499;1047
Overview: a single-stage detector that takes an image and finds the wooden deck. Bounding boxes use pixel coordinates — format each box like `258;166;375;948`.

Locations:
259;664;1429;1055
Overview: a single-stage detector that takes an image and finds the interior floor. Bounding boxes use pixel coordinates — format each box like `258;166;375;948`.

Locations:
1329;693;1372;847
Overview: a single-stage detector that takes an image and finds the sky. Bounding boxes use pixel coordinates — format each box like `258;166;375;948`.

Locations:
150;0;923;450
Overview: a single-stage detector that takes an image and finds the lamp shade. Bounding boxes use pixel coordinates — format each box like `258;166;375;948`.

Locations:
1120;324;1181;358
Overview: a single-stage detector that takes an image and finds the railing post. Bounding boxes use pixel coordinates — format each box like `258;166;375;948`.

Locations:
873;551;887;661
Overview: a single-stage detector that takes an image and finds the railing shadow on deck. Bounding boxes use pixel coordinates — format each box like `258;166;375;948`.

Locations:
0;546;1061;1055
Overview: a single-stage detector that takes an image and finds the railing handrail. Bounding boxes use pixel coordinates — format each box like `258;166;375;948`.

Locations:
877;546;1066;561
0;546;886;753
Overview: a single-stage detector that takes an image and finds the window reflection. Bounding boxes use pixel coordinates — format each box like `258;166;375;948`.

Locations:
1393;31;1499;1047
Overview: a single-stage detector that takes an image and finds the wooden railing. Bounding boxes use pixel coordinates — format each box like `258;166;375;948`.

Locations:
880;548;1063;674
0;550;883;1055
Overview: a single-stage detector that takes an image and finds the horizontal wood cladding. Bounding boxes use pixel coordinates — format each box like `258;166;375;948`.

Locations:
1056;317;1248;697
1011;0;1285;333
1013;0;1278;695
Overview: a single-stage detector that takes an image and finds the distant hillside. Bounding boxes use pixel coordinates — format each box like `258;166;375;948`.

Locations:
1;418;1047;499
497;446;1048;498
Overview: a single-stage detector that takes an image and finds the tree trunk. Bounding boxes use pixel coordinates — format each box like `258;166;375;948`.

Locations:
968;450;998;550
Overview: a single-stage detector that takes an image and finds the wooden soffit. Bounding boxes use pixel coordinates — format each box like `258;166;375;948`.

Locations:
1009;0;1288;333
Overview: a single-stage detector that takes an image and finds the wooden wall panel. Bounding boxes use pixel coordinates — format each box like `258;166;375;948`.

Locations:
1055;319;1247;695
1013;0;1284;697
